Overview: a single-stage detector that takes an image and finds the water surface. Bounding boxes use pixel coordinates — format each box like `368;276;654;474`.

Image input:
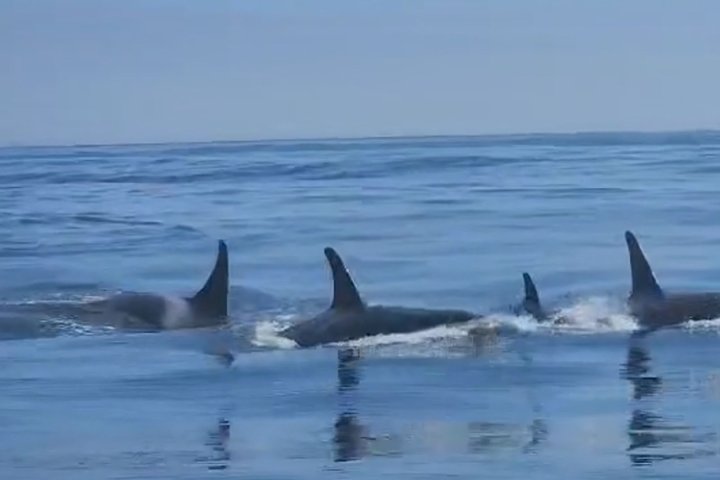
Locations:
1;132;720;479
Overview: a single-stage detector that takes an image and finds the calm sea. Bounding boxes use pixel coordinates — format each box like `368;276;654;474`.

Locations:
1;132;720;479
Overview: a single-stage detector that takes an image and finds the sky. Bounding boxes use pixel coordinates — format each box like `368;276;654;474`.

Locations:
1;0;720;146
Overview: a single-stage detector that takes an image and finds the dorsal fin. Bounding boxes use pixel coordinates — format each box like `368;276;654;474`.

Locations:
523;272;539;304
521;272;546;321
625;231;663;300
190;240;229;317
324;247;364;311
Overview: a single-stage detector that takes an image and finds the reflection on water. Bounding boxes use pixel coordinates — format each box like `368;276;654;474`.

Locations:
334;348;373;462
622;340;662;401
464;420;547;454
626;410;712;466
332;347;547;462
203;417;231;471
337;348;361;393
523;419;549;454
333;413;372;462
622;337;715;467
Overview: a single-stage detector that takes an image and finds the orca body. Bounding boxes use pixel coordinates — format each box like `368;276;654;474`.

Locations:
279;248;478;348
625;230;720;329
85;240;229;330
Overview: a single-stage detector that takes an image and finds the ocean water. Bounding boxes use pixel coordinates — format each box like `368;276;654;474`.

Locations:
1;132;720;479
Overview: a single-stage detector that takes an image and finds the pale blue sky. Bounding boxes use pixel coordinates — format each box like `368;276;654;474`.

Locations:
1;0;719;146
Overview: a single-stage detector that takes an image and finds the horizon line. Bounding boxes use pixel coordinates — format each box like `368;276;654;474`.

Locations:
2;127;719;151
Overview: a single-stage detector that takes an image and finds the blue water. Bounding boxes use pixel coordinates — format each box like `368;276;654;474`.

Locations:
2;132;720;479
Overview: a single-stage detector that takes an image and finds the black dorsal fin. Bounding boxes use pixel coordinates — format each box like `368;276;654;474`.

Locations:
625;231;663;300
324;247;364;311
190;240;229;317
521;272;546;321
523;272;539;305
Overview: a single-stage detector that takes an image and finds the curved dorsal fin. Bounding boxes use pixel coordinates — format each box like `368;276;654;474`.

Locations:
190;240;229;317
625;231;663;300
324;247;364;311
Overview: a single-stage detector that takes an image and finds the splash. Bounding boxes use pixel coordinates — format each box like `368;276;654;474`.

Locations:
547;296;638;333
342;323;471;349
251;316;298;349
682;317;720;332
478;312;538;334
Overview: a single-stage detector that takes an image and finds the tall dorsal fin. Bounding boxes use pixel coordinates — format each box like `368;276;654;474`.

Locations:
523;272;539;305
521;272;546;321
324;247;364;311
190;240;229;317
625;231;663;300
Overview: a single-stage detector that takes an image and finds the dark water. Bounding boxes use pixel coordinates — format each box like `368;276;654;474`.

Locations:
1;132;720;478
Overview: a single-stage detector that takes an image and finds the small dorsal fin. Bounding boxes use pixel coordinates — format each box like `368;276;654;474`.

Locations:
521;272;546;321
324;247;364;311
190;240;229;317
625;231;663;300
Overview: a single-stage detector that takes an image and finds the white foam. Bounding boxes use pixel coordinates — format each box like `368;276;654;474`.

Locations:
480;312;538;333
547;296;638;334
682;317;720;332
251;317;298;349
341;323;471;349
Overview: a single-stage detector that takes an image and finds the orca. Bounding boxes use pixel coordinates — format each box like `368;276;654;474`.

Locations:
279;247;479;347
516;272;591;326
84;240;229;330
463;272;549;342
625;230;720;329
